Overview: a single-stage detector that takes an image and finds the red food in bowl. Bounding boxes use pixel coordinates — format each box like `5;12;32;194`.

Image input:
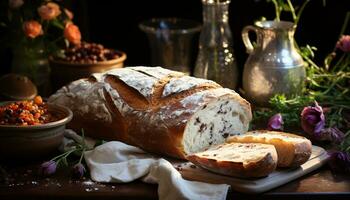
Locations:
0;96;60;126
0;98;73;160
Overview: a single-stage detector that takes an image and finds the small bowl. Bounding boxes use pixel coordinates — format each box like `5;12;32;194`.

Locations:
49;50;127;91
0;102;73;160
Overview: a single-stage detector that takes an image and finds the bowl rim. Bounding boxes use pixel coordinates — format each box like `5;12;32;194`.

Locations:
49;50;127;66
0;102;73;130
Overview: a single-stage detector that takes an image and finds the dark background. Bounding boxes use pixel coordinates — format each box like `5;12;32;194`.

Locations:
1;0;349;81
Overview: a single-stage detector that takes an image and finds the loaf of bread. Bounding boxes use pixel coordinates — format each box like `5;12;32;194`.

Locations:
227;130;312;167
186;143;278;178
49;66;252;159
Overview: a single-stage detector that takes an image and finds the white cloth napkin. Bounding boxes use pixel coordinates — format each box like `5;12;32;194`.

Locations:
84;141;230;200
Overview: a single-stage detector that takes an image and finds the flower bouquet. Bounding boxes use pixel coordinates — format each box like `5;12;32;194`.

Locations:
0;0;82;95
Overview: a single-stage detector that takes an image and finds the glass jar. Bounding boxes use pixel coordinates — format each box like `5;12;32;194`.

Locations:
194;0;238;89
11;44;51;97
139;18;201;75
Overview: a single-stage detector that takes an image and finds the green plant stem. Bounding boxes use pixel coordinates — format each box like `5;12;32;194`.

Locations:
271;0;281;21
54;148;77;167
78;129;86;164
50;35;64;44
78;148;85;164
323;100;350;108
286;0;297;22
338;12;350;39
332;54;346;72
51;148;76;161
302;53;320;69
80;129;88;149
295;0;310;26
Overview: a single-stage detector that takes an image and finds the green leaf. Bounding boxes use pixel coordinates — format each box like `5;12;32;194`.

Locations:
0;22;7;27
281;2;292;12
50;19;65;30
300;45;317;59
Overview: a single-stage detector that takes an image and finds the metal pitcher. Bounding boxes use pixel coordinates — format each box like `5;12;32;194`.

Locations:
242;20;305;106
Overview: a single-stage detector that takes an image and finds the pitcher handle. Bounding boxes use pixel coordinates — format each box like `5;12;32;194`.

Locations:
242;25;259;54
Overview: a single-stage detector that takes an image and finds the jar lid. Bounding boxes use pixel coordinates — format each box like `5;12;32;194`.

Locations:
202;0;230;5
0;74;37;101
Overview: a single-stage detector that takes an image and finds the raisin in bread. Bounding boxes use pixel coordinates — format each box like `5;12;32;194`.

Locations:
186;143;278;178
227;130;312;167
49;66;252;159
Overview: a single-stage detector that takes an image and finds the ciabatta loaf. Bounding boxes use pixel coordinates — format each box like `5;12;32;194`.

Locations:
49;67;252;159
186;143;278;178
227;130;312;167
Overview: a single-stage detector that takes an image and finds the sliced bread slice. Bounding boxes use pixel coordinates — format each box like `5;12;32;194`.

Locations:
227;130;312;168
186;143;277;178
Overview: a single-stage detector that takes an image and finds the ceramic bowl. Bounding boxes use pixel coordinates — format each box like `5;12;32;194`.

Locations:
0;102;73;160
49;50;126;91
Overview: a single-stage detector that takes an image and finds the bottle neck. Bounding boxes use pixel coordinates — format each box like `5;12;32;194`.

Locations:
202;0;230;23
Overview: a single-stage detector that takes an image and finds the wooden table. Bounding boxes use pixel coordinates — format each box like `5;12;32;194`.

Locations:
1;159;349;200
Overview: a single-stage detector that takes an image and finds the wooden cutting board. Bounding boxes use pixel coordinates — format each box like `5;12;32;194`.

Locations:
171;145;329;194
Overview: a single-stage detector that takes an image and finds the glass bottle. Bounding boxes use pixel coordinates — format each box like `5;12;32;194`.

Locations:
194;0;238;89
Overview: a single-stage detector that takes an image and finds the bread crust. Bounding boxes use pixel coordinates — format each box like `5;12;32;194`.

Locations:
49;67;252;159
227;130;312;167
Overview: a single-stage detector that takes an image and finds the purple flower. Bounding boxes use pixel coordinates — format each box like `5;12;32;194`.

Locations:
301;101;325;136
328;151;350;173
72;163;86;179
320;127;345;144
267;113;284;131
336;35;350;52
39;160;57;176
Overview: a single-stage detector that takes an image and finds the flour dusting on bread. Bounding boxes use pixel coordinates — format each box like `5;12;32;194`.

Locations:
49;79;112;122
49;66;252;159
162;76;218;97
